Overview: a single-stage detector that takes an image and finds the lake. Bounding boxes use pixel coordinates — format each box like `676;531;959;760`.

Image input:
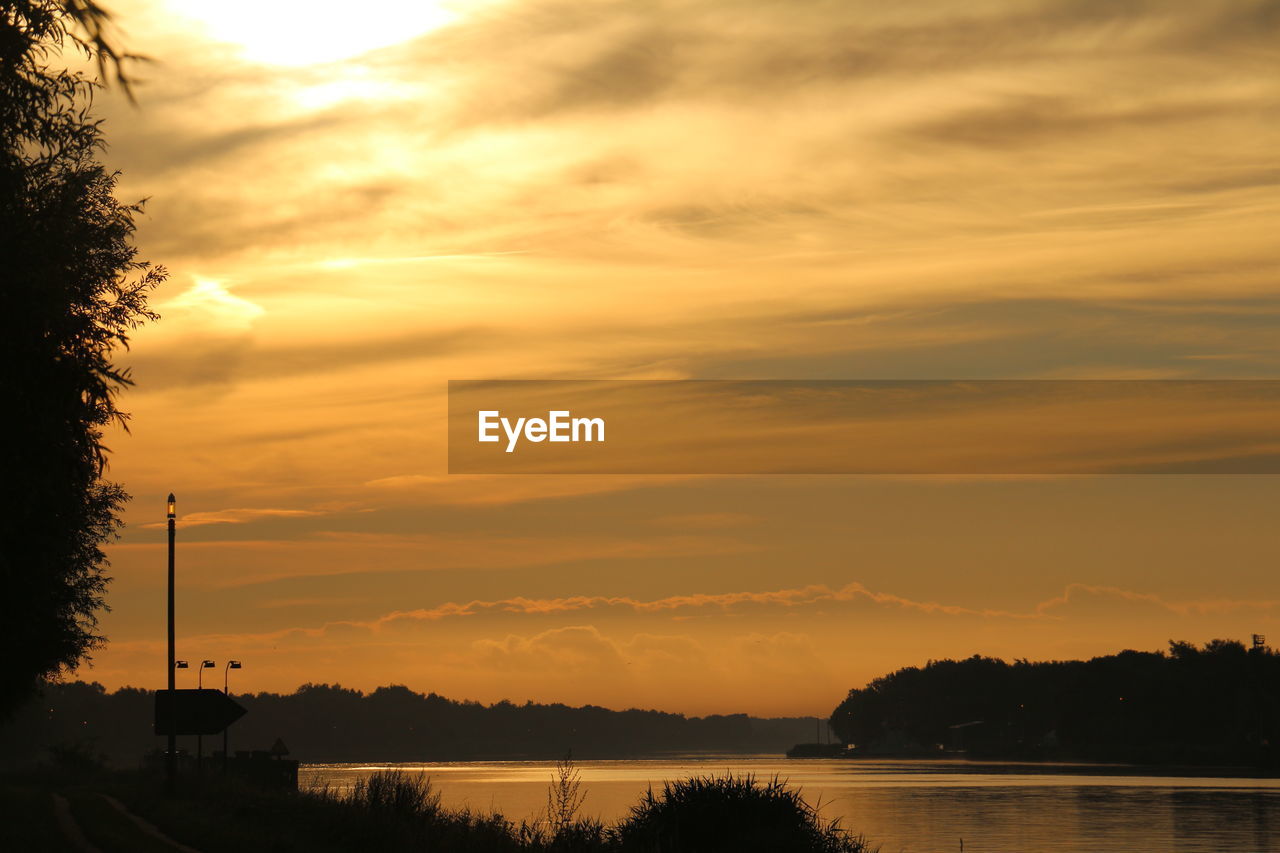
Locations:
300;757;1280;852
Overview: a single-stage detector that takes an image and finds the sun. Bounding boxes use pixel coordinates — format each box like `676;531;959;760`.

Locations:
169;0;464;66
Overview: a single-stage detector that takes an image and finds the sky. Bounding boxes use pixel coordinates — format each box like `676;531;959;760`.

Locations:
70;0;1280;716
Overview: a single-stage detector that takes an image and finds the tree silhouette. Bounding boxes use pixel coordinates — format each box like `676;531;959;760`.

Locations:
0;682;820;764
829;639;1280;766
0;1;164;715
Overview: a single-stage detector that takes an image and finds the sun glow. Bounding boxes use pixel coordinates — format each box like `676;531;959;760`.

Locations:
165;277;265;331
169;0;462;66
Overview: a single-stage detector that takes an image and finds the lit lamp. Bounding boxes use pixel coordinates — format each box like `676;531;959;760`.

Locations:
198;660;216;689
165;494;178;793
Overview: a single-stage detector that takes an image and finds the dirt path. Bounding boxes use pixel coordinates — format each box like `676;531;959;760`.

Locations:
49;790;203;853
97;794;204;853
50;793;102;853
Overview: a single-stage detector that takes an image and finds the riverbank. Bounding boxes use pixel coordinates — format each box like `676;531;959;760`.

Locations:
783;748;1280;778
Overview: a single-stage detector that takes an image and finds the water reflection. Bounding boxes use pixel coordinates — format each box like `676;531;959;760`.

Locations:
301;758;1280;852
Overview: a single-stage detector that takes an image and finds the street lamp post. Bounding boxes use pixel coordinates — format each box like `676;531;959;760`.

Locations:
197;660;215;773
198;660;215;689
166;494;176;794
223;661;241;772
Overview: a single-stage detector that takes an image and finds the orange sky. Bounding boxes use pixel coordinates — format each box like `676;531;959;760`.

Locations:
70;0;1280;716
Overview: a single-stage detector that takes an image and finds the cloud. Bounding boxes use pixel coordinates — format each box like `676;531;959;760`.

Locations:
358;583;1027;631
468;626;823;682
80;0;1280;714
162;277;264;331
114;0;1280;274
1037;583;1280;620
334;581;1280;639
105;0;1280;426
129;324;492;391
473;625;631;672
409;0;1280;125
143;507;332;529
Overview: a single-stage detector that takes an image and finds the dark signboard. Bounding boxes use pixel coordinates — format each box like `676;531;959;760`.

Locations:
155;688;247;736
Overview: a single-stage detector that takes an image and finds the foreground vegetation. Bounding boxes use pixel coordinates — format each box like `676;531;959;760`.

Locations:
2;0;164;719
4;763;875;853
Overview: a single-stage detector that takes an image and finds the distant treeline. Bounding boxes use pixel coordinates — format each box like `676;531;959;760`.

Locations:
830;639;1280;766
0;682;817;766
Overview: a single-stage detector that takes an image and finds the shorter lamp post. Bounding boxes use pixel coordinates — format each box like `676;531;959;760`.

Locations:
223;661;242;771
170;662;187;777
197;661;215;773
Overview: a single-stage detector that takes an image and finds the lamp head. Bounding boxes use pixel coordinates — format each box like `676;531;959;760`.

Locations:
175;660;188;669
229;661;242;669
201;660;215;668
167;493;176;519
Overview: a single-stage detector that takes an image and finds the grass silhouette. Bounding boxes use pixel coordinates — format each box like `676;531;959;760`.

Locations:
95;765;876;852
614;773;872;853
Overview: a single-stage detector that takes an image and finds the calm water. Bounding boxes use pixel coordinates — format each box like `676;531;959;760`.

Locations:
301;757;1280;853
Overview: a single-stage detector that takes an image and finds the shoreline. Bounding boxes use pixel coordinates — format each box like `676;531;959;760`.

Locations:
297;753;1280;780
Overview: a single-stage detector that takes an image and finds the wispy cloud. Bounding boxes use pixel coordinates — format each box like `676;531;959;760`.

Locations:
317;581;1280;633
140;507;333;529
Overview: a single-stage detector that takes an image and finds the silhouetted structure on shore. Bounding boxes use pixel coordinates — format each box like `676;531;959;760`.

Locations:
140;744;299;789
